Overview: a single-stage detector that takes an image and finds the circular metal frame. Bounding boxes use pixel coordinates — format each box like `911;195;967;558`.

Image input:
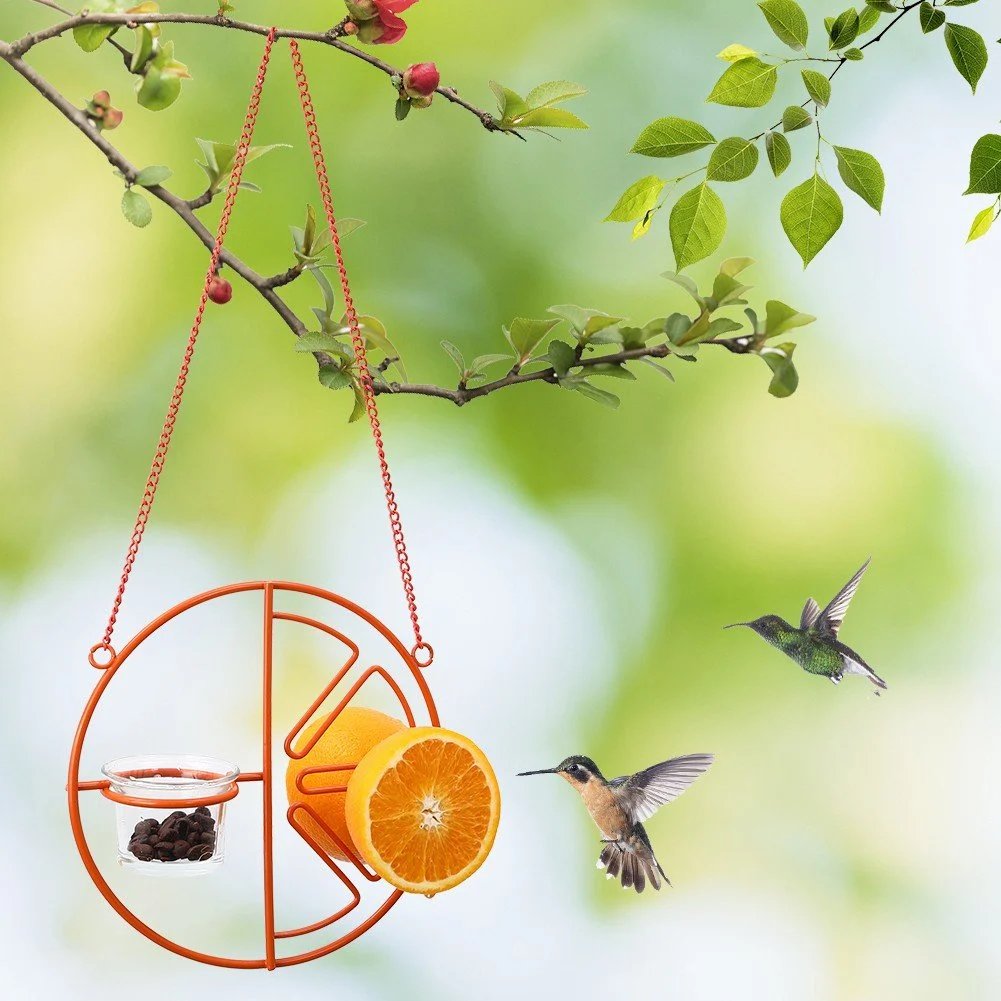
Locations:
68;580;439;970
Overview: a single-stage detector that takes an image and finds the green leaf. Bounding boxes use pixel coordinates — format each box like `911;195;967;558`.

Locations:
121;188;152;228
706;138;759;181
827;8;860;49
605;176;665;222
565;377;620;409
782;105;812;132
547;340;576;377
662;271;705;307
664;312;695;348
865;1;896;11
719;256;755;278
440;339;465;373
136;68;182;112
318;365;353;390
547;305;622;343
641;358;675;381
844;47;864;60
134;165;172;188
857;5;881;34
943;0;983;5
765;300;816;337
669;183;727;271
833;145;885;212
966;203;997;242
717;43;758;62
395;97;412;121
630;117;717;157
469;353;511;376
294;331;353;361
514;107;589;130
489;82;528;121
766;131;792;177
504;317;561;361
707;58;778;108
524;80;588;108
761;343;799;397
131;26;155;72
801;69;832;107
919;2;946;32
780;173;844;267
944;23;988;93
965;134;1001;193
73;1;119;53
758;0;809;50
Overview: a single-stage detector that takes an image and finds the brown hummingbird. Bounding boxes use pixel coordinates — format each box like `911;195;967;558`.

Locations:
518;753;714;892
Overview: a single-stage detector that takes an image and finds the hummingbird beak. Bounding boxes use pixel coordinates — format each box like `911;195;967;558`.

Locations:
517;767;558;776
724;622;750;629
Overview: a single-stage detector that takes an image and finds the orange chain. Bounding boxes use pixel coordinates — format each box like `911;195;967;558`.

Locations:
289;40;431;668
89;30;431;669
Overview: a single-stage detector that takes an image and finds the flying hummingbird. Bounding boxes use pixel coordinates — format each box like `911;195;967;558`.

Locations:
517;752;714;892
726;558;887;692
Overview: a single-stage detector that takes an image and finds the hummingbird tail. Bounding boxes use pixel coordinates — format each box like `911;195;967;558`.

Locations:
597;841;668;893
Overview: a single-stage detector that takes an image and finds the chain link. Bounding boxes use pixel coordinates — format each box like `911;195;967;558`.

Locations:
289;39;430;665
90;30;431;669
90;30;277;668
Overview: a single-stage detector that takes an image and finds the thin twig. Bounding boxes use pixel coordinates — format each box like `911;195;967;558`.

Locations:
9;9;505;131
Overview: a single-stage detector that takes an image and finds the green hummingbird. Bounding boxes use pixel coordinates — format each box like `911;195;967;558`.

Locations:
726;558;887;693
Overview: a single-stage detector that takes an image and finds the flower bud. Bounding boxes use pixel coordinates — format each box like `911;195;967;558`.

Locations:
207;275;233;304
402;62;439;98
409;94;433;109
103;107;124;130
343;20;359;35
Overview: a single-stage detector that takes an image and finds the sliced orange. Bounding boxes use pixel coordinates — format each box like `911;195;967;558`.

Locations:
345;727;500;894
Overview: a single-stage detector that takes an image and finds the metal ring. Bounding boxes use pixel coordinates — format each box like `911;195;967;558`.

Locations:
410;642;434;668
101;782;239;809
88;642;117;670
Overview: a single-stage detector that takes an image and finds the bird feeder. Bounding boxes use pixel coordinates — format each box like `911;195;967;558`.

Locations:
68;33;442;969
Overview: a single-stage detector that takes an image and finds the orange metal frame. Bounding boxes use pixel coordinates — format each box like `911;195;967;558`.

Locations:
68;580;439;970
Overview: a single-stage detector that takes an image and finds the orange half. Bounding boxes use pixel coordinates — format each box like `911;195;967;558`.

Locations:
344;727;500;894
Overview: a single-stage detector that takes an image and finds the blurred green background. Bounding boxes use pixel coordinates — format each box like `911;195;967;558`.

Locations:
1;1;998;999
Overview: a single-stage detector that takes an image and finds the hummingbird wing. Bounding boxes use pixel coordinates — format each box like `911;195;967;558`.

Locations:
817;557;871;637
800;597;821;630
615;753;715;824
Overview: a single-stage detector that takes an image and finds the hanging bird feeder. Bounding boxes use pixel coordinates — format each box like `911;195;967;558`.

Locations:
67;31;497;970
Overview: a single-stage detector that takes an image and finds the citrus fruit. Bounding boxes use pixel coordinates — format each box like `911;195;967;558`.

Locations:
345;727;500;894
285;707;406;861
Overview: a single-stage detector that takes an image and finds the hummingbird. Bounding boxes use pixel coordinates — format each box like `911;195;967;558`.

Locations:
726;558;887;692
518;752;714;892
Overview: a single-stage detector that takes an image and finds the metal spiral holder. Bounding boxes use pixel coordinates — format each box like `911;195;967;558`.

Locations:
69;34;438;969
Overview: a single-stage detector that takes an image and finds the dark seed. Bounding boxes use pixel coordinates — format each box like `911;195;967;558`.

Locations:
194;806;211;817
165;810;185;822
172;840;190;859
187;843;213;861
146;834;160;847
130;842;154;861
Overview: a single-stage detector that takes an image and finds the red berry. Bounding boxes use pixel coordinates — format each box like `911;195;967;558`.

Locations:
403;62;440;98
207;275;232;304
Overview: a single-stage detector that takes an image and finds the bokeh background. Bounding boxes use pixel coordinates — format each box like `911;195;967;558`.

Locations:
1;1;998;998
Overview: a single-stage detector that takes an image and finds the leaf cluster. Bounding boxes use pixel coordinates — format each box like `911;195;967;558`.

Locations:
489;80;590;133
605;0;991;267
73;2;191;112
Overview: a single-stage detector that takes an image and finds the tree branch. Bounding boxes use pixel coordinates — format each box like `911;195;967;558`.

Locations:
9;8;505;132
2;6;733;411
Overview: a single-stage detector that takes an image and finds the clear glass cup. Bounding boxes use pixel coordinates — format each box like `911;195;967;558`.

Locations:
101;754;240;876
